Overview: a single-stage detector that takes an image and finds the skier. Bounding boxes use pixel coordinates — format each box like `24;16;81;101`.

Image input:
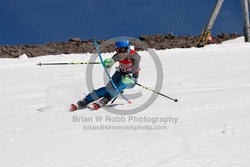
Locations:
71;39;141;111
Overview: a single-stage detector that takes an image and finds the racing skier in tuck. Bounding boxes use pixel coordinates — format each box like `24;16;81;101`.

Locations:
71;39;141;111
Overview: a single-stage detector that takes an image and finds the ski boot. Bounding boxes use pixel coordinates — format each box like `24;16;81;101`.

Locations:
91;95;111;110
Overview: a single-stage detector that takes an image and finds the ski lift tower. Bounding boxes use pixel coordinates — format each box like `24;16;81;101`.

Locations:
196;0;250;47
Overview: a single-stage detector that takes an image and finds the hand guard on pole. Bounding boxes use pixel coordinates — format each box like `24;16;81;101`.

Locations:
122;74;135;85
103;58;115;68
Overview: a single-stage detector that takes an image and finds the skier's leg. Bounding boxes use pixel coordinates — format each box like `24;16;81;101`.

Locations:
77;87;109;108
105;71;122;89
92;93;112;109
125;78;137;89
107;77;137;100
92;71;123;108
89;72;122;109
105;71;124;98
92;74;138;109
109;80;127;98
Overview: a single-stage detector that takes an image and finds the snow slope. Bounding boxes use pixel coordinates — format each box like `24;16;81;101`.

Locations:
0;37;250;167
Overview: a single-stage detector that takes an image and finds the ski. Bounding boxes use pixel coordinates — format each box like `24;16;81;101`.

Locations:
70;102;123;112
69;103;103;111
69;102;105;112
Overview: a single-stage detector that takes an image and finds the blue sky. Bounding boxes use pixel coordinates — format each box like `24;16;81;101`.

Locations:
0;0;243;45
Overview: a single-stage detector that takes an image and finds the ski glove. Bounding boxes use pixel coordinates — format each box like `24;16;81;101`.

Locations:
122;74;135;85
104;58;115;68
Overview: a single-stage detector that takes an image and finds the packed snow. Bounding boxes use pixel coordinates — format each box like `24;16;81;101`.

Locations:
0;37;250;167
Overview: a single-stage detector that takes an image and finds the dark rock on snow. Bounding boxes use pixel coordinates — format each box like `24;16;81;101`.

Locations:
0;33;242;58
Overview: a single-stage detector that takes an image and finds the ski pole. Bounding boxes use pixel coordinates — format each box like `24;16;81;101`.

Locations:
111;96;118;104
37;62;101;66
135;83;178;102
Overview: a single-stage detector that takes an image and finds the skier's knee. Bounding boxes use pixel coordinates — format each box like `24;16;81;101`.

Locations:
126;83;136;89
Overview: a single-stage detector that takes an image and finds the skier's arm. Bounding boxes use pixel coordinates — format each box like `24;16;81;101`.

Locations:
112;53;123;62
130;53;141;78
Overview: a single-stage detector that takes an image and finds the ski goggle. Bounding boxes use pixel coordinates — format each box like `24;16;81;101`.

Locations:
115;47;128;53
